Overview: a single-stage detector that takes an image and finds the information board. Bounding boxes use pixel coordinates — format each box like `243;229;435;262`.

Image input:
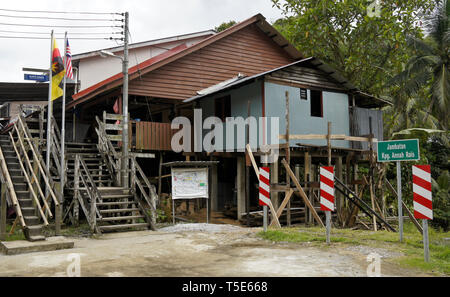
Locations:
171;168;209;199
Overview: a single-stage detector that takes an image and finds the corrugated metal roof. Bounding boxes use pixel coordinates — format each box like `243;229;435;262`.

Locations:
184;57;392;108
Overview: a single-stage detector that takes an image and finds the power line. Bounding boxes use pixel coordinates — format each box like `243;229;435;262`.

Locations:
0;35;123;40
0;22;123;28
0;8;122;15
0;29;123;35
0;13;123;22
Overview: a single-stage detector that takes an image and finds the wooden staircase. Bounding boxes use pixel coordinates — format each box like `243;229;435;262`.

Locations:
0;134;45;241
65;144;152;233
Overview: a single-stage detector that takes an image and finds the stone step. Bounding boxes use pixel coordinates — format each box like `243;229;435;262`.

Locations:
17;198;32;208
98;223;148;232
100;194;133;200
99;208;140;214
100;215;144;222
97;201;135;207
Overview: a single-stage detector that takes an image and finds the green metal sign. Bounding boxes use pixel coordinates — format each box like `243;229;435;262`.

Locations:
377;139;420;162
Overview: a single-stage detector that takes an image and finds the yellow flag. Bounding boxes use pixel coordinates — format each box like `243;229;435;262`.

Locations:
51;39;66;101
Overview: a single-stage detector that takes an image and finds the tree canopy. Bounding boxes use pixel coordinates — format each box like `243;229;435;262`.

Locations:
272;0;437;95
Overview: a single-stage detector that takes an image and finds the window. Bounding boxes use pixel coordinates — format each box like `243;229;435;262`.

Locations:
310;90;323;117
300;88;307;100
215;95;231;122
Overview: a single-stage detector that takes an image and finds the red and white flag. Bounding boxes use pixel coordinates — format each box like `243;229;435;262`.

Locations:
65;39;73;80
320;166;335;211
259;167;270;206
413;165;433;220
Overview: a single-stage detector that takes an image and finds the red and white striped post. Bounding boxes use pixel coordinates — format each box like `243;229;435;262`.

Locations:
413;165;432;262
259;167;270;232
320;166;334;244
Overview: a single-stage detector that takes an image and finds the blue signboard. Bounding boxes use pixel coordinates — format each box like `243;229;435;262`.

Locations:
24;74;49;82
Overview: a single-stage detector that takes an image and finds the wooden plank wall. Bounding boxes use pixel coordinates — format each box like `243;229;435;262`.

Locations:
132;121;175;151
267;65;346;91
129;24;294;100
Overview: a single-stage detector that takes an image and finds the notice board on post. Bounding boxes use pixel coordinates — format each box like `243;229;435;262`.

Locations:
171;168;209;200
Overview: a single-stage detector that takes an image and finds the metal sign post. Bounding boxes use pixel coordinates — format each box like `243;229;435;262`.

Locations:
259;167;270;232
413;165;432;262
377;139;420;242
320;166;334;245
423;220;430;262
396;161;403;242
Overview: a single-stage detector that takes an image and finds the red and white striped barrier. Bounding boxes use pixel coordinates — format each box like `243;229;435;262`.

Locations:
413;165;433;220
320;166;335;212
259;167;270;206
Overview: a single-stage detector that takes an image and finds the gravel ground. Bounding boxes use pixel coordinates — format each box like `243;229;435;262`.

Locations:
159;223;244;233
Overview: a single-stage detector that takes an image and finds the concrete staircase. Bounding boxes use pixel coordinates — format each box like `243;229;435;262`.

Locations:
0;134;45;241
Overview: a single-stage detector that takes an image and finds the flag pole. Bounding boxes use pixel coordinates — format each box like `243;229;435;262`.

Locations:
46;30;53;197
60;32;67;205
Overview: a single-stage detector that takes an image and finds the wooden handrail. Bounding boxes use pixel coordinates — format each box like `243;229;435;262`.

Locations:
0;142;26;228
130;157;156;230
75;154;102;233
9;130;50;224
17;116;60;207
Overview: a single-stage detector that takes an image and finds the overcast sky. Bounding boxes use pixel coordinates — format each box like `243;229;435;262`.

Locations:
0;0;284;82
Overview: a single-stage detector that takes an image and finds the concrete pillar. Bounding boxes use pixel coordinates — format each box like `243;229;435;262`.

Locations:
237;156;246;220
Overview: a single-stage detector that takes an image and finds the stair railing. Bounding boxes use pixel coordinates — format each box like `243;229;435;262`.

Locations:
9;128;50;225
73;154;102;233
0;142;26;228
130;156;157;230
95;115;121;185
49;115;62;180
16;116;61;209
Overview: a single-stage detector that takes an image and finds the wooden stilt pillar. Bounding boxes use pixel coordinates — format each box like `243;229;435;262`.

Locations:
285;91;291;227
336;156;343;224
211;158;218;212
0;183;6;241
237;156;245;221
304;152;311;225
270;160;279;211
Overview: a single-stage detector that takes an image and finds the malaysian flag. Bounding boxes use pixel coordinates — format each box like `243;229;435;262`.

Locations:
65;39;73;80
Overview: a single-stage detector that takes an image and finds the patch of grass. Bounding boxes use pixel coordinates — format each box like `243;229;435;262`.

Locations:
257;222;450;275
3;224;26;241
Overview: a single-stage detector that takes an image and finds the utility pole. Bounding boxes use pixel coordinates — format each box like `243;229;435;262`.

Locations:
121;12;129;188
46;30;54;195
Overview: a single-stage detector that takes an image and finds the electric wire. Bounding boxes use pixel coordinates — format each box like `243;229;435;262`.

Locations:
0;8;122;15
0;22;122;28
0;29;123;35
0;35;123;40
0;13;123;22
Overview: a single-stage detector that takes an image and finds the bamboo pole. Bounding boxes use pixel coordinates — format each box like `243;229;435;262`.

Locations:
9;131;50;224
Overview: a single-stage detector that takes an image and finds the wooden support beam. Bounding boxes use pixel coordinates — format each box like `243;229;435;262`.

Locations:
246;144;260;177
281;159;325;227
385;178;423;234
246;144;281;228
269;188;294;227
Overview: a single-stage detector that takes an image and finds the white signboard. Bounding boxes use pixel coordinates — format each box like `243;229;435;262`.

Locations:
171;168;209;199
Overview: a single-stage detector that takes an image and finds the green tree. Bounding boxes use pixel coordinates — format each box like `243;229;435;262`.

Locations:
388;0;450;130
215;20;237;32
271;0;436;95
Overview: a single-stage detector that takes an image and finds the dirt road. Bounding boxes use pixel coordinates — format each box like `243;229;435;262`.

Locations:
0;224;432;277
